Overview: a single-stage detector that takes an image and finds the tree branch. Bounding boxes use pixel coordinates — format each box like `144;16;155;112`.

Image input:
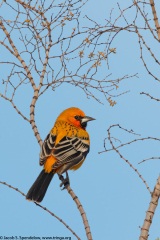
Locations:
0;181;80;240
66;185;92;240
0;20;36;90
139;176;160;240
149;0;160;41
0;93;30;122
140;92;160;102
107;124;151;193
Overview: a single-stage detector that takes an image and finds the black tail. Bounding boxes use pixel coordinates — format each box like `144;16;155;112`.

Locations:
26;170;54;202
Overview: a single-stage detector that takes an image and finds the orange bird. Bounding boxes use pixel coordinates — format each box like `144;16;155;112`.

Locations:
26;107;95;202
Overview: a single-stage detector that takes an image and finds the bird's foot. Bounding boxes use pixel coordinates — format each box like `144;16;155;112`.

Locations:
58;171;70;190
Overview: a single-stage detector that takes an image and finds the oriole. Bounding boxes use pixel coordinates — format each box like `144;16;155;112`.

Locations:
26;107;95;202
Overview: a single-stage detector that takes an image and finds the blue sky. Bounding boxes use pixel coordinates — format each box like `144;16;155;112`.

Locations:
0;1;160;240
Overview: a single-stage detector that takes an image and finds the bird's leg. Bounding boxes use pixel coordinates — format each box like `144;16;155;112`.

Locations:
58;171;70;190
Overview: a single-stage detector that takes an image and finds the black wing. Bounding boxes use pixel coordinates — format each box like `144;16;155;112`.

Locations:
39;133;56;166
52;136;90;173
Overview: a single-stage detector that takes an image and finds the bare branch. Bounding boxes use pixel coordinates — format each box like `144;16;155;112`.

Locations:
140;92;160;102
149;0;160;40
0;20;36;90
67;186;92;240
30;88;43;146
58;173;92;240
138;157;160;165
133;1;158;40
106;124;151;193
0;181;80;240
35;202;81;240
0;93;30;122
139;176;160;240
99;135;160;154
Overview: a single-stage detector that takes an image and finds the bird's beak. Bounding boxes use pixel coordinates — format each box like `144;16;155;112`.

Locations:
81;116;95;123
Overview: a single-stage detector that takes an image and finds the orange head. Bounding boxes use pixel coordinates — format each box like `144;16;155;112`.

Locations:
56;107;95;129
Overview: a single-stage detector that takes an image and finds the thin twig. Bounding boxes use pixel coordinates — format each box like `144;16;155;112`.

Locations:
0;93;30;122
138;157;160;165
0;181;80;240
107;124;151;193
0;20;36;90
140;92;160;102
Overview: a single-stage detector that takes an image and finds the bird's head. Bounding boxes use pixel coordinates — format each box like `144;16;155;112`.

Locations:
57;107;95;129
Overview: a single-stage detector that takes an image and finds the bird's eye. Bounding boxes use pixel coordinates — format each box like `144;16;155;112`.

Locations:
74;115;80;120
